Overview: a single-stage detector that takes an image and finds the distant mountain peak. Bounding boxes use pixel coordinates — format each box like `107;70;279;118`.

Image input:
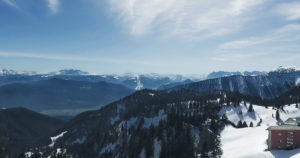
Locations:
273;66;300;73
0;68;37;76
207;70;266;79
50;69;89;76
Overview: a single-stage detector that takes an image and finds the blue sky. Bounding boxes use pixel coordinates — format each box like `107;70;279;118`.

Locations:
0;0;300;74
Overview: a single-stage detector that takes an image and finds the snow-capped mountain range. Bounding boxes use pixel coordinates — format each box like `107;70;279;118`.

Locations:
170;67;300;99
0;68;37;76
1;67;300;158
206;70;266;79
0;69;203;90
0;67;296;91
0;66;299;116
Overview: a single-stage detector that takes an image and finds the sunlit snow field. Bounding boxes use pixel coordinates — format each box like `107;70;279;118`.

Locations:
220;104;300;158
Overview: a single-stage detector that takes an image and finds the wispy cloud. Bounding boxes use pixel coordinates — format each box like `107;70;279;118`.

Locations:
2;0;17;8
276;2;300;21
218;24;300;51
2;0;25;12
2;0;33;16
0;51;178;67
107;0;267;39
213;23;300;62
47;0;60;14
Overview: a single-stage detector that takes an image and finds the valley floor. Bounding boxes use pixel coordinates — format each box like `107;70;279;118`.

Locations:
220;104;300;158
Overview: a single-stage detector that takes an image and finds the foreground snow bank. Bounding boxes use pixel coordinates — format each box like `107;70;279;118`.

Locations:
221;125;300;158
221;104;300;158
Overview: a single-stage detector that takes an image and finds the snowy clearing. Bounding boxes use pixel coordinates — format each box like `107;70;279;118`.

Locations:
143;110;167;128
48;131;68;147
153;138;161;158
100;143;116;154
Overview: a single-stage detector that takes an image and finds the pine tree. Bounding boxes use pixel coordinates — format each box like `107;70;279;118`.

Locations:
0;137;7;158
237;120;243;128
200;141;208;158
249;122;253;127
210;119;217;133
242;121;248;128
247;103;254;112
18;153;26;158
31;151;42;158
276;110;280;121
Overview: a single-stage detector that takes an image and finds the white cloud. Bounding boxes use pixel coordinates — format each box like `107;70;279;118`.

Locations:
2;0;31;15
47;0;60;14
276;2;300;21
2;0;17;8
275;24;300;35
107;0;266;38
212;23;300;62
218;24;300;50
219;38;273;50
0;51;177;67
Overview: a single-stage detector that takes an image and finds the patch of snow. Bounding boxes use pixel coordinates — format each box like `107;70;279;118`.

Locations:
127;117;138;127
135;75;143;90
275;66;300;72
153;138;161;158
229;80;234;91
113;75;120;79
219;105;259;126
100;143;116;154
72;136;86;144
110;115;120;125
25;152;34;157
296;78;300;86
110;104;124;124
118;117;138;131
221;104;300;158
139;148;146;158
48;131;67;147
191;127;200;141
149;93;155;96
143;110;167;128
55;148;67;156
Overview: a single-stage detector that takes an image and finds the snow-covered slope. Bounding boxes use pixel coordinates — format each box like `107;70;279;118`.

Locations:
220;104;300;158
172;68;300;99
207;71;266;79
296;78;300;86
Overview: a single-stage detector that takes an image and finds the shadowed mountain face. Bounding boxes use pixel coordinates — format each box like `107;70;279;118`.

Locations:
0;107;64;157
170;70;300;99
29;89;226;158
157;79;193;90
0;78;134;113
